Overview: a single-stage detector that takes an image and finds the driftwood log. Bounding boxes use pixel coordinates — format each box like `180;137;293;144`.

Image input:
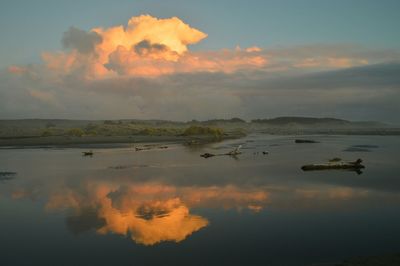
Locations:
301;158;365;171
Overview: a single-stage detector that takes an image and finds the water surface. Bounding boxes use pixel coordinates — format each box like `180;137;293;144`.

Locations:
1;135;400;266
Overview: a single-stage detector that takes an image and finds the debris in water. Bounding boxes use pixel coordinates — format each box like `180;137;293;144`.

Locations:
301;158;365;174
135;145;169;151
82;151;93;156
200;152;215;158
225;145;242;156
295;139;319;143
200;145;242;158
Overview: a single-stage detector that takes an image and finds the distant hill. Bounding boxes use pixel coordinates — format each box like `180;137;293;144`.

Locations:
252;117;349;125
251;116;387;128
194;118;246;125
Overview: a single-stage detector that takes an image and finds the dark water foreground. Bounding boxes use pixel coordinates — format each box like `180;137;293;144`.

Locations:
0;135;399;266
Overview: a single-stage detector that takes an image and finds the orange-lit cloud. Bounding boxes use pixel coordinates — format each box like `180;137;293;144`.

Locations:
44;182;208;245
106;47;268;76
3;14;399;121
97;197;208;245
7;14;374;81
93;15;207;60
37;14;272;78
42;181;270;245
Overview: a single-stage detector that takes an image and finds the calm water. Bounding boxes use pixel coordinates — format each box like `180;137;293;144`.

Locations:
1;135;400;266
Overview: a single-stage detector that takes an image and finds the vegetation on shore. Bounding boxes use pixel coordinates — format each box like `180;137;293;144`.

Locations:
182;125;224;137
0;118;236;139
0;116;398;144
37;124;225;138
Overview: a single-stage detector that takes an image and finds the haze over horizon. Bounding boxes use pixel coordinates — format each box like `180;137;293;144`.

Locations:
1;1;400;123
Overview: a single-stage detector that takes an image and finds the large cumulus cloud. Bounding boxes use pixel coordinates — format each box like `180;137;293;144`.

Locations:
1;14;400;122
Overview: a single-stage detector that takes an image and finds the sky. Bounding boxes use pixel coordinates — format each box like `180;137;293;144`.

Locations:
0;0;399;123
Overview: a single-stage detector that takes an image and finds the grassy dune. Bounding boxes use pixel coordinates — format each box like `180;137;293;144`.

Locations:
0;119;246;147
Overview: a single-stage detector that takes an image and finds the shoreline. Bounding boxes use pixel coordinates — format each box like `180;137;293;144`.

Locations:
0;134;243;149
1;131;399;149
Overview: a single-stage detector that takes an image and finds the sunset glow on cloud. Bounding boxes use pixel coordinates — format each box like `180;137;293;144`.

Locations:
1;14;399;122
38;14;270;78
36;14;373;79
37;15;376;78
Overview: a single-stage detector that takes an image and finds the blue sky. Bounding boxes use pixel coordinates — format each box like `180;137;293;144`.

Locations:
1;0;399;68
